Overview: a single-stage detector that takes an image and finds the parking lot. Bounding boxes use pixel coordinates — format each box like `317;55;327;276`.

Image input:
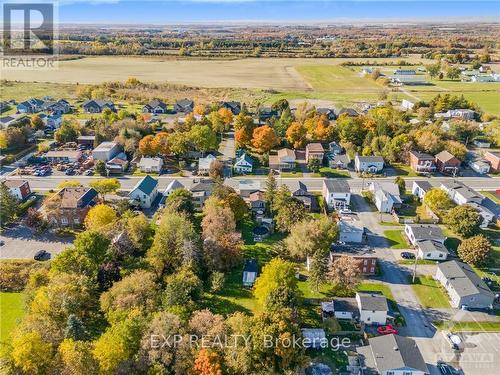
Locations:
415;332;500;375
0;224;72;260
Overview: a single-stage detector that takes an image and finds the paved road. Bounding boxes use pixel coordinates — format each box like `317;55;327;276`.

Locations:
2;174;499;193
353;194;435;338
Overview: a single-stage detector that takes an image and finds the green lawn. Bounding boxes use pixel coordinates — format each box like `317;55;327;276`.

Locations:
383;230;410;249
390;163;418;177
0;292;25;343
357;282;395;300
281;171;304;178
296;65;381;92
311;167;350;178
433;320;500;332
410;276;451;308
379;221;403;227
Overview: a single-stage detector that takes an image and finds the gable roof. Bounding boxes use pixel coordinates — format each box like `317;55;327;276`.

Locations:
406;224;445;242
132;175;158;196
368;334;428;373
191;179;215;193
235;152;253;166
324;179;350;193
306;143;325;152
356;155;384;163
438;260;495;299
416;240;449;255
165;179;184;193
413;180;433;192
410;150;435;160
357;292;388;311
441;181;483;201
146;99;167;110
4;179;28;189
277;148;296;159
59;187;98;209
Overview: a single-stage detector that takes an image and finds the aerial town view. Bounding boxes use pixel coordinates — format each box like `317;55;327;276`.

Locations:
0;1;499;374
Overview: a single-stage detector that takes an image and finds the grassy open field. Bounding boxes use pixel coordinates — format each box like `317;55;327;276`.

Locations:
0;292;25;343
383;230;410;249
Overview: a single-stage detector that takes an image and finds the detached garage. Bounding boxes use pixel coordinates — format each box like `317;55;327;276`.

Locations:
339;221;364;243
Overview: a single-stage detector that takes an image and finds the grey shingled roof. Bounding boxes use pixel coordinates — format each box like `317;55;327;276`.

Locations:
357;292;388;312
413;180;433;192
438;260;494;299
407;224;445;242
368;334;428;373
441;181;482;201
323;179;350;193
416;240;449;255
356;155;384;163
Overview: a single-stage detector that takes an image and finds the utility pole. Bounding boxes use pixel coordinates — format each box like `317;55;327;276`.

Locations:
412;251;418;283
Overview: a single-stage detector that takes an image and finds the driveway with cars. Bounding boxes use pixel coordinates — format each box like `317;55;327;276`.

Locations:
0;224;72;259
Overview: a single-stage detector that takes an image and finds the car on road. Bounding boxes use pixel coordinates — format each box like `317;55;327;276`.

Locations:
401;251;415;259
34;250;50;261
0;240;4;246
65;168;75;176
437;360;458;375
83;169;93;176
377;325;398;335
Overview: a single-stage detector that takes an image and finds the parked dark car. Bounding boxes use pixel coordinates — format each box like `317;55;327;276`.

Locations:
437;361;458;375
401;251;415;259
34;250;50;261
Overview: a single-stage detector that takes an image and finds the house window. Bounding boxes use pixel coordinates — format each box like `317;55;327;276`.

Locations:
370;267;375;273
387;372;394;375
61;217;68;225
363;259;368;265
363;267;367;273
74;218;80;224
439;253;443;258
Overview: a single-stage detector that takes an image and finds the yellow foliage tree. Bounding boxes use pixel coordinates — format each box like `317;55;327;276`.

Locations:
11;331;53;374
84;204;117;231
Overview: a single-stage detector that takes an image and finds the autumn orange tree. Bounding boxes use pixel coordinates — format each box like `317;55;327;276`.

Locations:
286;122;307;149
252;125;279;153
235;127;252;148
218;107;233;126
153;132;170;155
193;349;223;375
138;135;157;156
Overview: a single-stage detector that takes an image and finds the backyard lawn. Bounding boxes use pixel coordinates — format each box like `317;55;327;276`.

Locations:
383;230;409;249
311;167;351;178
0;292;25;343
390;163;418;177
410;276;451;308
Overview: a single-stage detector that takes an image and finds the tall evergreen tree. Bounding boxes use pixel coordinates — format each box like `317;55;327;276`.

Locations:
0;183;19;226
264;172;277;214
64;314;87;341
308;251;329;292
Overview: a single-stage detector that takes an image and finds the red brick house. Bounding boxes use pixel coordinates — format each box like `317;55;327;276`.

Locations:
4;180;31;200
484;151;500;173
435;150;461;174
44;187;98;227
409;151;436;173
330;253;377;275
305;143;325;163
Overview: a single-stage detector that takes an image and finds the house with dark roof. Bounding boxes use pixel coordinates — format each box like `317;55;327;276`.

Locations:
174;99;194;113
322;180;351;210
243;259;258;287
435;150;461;174
354;155;384;173
440;181;483;206
128;175;159;208
17;98;44;113
220;101;241;115
82;100;116;113
44;187;98;227
355;292;388;325
369;181;402;213
316;107;336;120
411;180;433;199
336;108;358;117
330;244;377;275
326;153;349;169
256;107;279;122
233;152;253;174
42;99;71;115
409;151;436;173
288;181;317;212
357;334;429;375
404;224;445;246
436;260;495;309
143;99;167;114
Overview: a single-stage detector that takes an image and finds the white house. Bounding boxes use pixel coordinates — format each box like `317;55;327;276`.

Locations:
355;292;388;325
404;224;445;246
369;181;401;213
198;154;217;175
3;180;31;200
128;175;159;209
242;259;258;287
233;152;253;174
339;220;364;243
92;141;121;162
468;158;490;174
473;139;491;148
416;240;449;261
440;181;483;206
322;180;351;210
357;335;429;375
436;260;495;309
401;99;415;110
354;155;384;173
138;157;163;173
163;179;184;197
411;180;433;199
